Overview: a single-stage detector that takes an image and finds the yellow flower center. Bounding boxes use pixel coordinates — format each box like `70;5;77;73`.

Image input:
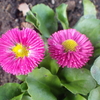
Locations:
12;44;29;57
62;39;78;51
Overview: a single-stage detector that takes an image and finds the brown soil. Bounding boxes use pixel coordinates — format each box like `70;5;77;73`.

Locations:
0;0;100;85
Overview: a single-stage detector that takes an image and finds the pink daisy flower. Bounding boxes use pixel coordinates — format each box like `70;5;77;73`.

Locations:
48;29;94;68
0;28;45;75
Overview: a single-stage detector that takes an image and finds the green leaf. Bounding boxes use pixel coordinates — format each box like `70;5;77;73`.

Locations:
0;83;22;100
26;67;62;100
73;94;86;100
83;0;96;18
26;4;58;38
74;18;100;48
60;68;96;95
40;55;59;74
64;94;86;100
56;3;69;29
93;48;100;58
26;11;38;28
91;56;100;84
16;75;27;81
21;95;33;100
11;93;23;100
20;82;28;92
88;86;100;100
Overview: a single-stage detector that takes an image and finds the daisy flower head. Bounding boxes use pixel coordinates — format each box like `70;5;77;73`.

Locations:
0;28;45;75
48;29;94;68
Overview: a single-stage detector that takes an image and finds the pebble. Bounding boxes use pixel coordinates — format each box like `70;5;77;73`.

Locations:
51;0;55;4
66;1;76;11
15;19;18;22
79;0;82;4
5;4;11;12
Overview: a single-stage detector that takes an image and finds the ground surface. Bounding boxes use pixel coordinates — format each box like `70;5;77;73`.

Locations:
0;0;100;85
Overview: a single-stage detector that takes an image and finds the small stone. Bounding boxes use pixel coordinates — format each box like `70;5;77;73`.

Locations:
21;22;34;29
66;1;76;11
51;0;55;5
18;3;30;16
77;14;81;17
15;19;18;22
79;0;82;4
5;4;11;12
